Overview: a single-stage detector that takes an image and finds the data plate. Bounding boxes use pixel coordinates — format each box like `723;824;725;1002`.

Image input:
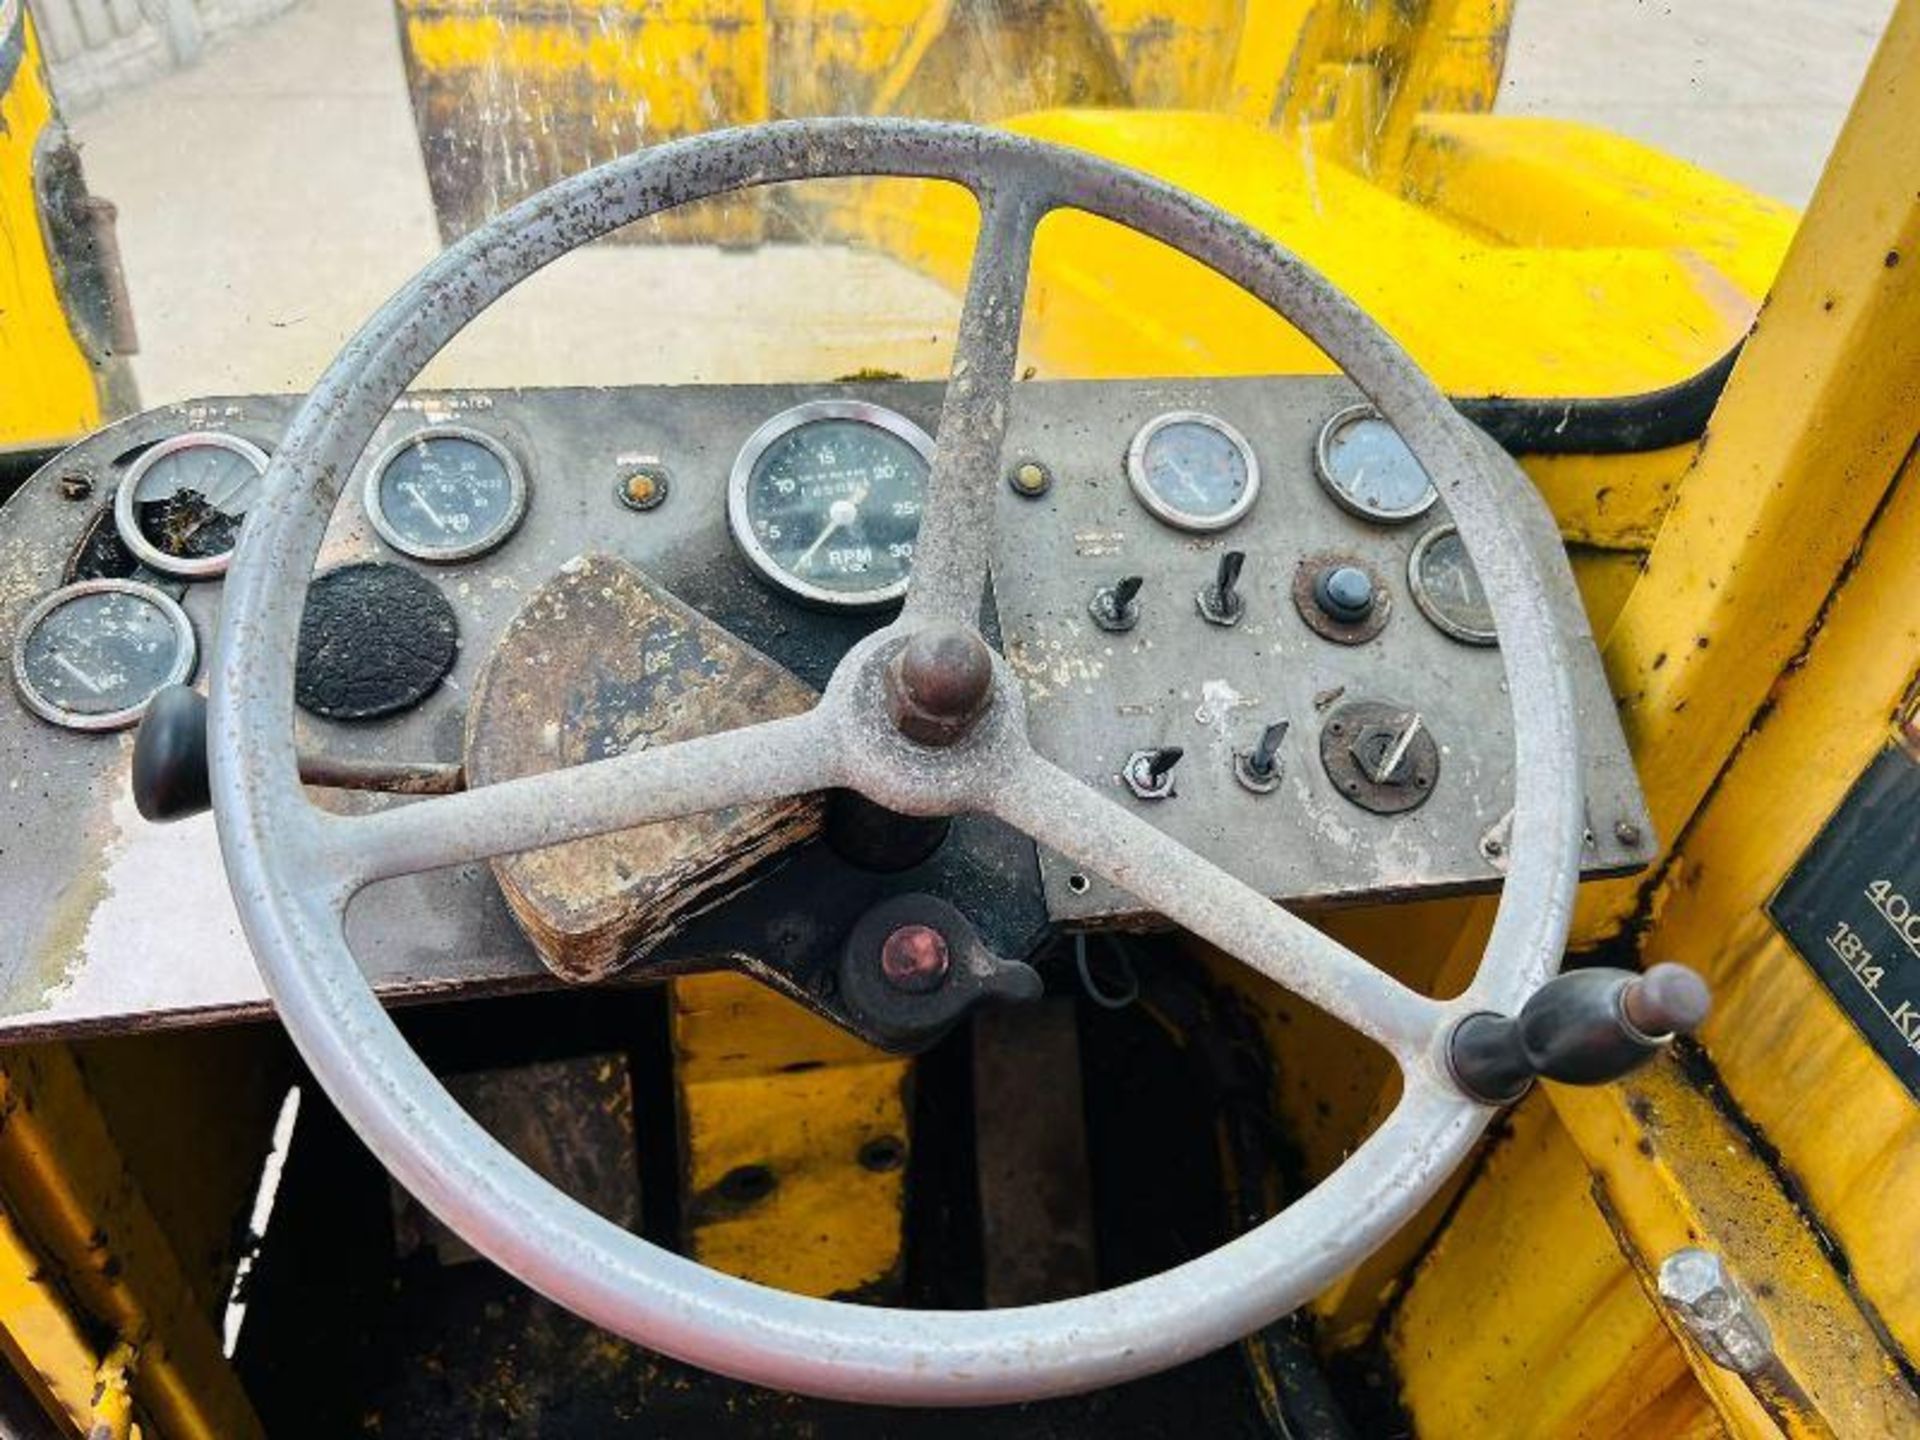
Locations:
1767;744;1920;1101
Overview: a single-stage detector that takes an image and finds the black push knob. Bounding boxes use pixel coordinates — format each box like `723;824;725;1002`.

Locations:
132;685;211;823
1313;564;1375;623
1448;962;1711;1104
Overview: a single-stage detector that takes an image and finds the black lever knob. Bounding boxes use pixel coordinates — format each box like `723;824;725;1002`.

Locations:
132;685;212;823
1448;962;1711;1104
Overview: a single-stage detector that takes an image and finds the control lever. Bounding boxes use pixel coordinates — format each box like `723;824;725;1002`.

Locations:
132;685;462;823
1448;962;1711;1104
837;893;1043;1052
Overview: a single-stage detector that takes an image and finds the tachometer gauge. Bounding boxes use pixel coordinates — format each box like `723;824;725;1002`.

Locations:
115;432;270;578
365;426;528;563
1408;523;1497;645
1126;411;1260;532
728;400;934;610
1314;404;1437;523
11;580;197;731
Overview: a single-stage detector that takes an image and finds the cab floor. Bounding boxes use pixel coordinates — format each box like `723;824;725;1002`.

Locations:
231;977;1274;1438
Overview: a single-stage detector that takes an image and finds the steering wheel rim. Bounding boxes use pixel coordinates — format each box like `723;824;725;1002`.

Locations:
209;119;1585;1404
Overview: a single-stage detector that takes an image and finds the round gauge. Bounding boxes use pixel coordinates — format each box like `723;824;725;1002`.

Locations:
365;426;528;563
728;400;935;610
1314;404;1438;523
115;432;271;578
11;579;197;731
1408;523;1497;645
1126;411;1261;532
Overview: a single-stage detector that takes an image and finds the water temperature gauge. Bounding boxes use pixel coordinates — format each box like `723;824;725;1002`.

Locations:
728;399;934;610
11;579;196;731
365;426;528;563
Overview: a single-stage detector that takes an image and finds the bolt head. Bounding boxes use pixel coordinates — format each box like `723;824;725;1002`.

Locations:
1234;750;1280;794
1196;583;1245;626
1123;748;1178;799
1658;1248;1773;1374
1349;725;1409;783
885;624;994;746
880;924;950;994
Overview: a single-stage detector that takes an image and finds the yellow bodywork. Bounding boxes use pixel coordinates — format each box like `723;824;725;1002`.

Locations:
0;17;102;448
673;972;912;1297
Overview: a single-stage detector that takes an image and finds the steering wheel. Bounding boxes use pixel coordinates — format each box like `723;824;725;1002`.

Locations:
210;119;1585;1404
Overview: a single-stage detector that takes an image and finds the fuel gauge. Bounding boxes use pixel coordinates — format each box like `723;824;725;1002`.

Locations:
11;580;197;731
1126;411;1261;532
365;426;528;563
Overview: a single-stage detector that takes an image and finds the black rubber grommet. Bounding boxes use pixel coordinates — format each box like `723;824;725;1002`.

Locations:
295;561;458;721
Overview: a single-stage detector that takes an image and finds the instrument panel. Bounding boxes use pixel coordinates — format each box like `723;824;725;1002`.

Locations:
0;378;1651;1039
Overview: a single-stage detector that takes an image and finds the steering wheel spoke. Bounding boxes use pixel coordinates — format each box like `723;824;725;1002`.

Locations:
901;181;1049;625
988;752;1445;1060
318;709;837;888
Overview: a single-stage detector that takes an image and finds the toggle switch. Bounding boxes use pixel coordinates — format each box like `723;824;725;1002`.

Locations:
1196;551;1246;626
1090;575;1144;633
1123;746;1183;799
1234;718;1289;794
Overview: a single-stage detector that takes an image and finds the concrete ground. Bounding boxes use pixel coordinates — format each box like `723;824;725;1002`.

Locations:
1499;0;1895;206
66;0;1898;408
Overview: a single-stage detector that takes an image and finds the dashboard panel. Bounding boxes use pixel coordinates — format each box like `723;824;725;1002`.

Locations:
0;379;1651;1040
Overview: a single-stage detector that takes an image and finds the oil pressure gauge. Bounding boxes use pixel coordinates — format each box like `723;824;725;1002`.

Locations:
115;432;270;578
1409;523;1497;645
1314;404;1437;524
1126;411;1261;532
11;580;196;731
365;426;528;563
728;399;934;610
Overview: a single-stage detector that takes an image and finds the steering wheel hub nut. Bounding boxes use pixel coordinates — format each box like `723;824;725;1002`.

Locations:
885;623;995;746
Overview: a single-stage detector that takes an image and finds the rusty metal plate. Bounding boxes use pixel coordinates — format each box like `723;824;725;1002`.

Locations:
465;554;822;982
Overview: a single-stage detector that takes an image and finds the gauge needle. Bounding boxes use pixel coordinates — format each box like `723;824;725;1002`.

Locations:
206;465;254;511
1167;457;1208;505
52;652;103;694
402;482;450;531
794;485;869;573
